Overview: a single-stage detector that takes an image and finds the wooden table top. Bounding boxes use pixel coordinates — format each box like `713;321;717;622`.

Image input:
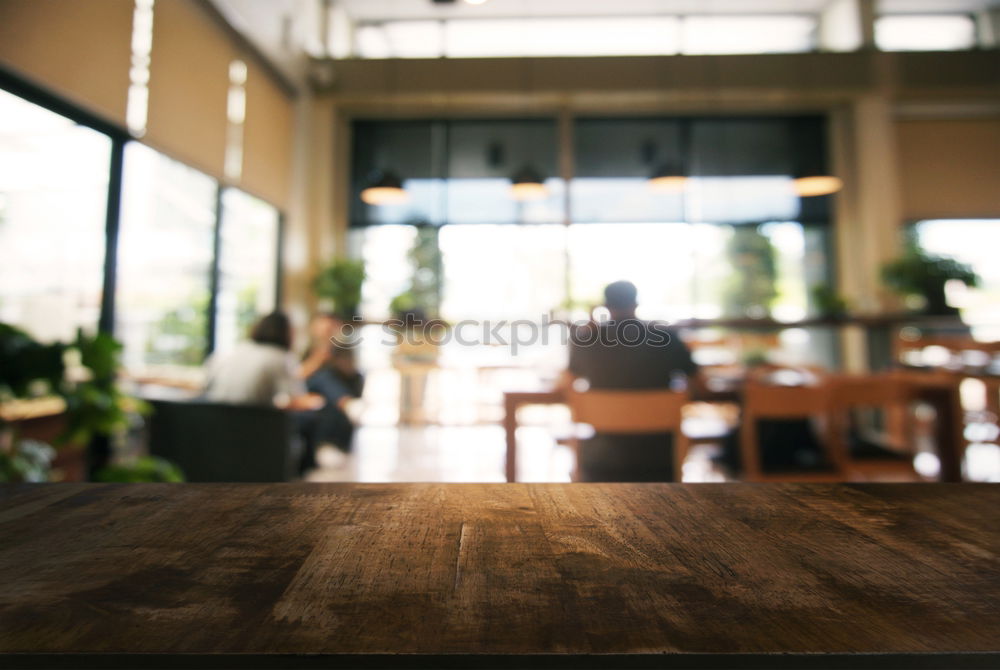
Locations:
1;483;998;669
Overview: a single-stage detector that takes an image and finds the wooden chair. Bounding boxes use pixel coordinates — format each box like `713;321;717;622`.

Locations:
891;332;998;480
566;389;689;482
827;373;919;481
739;379;845;482
892;369;967;482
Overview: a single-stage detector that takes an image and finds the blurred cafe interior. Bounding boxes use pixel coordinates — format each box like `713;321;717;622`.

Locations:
2;0;1000;486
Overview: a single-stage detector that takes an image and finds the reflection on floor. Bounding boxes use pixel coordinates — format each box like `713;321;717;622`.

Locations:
305;426;731;484
306;364;734;483
308;426;553;483
306;429;1000;483
305;366;1000;484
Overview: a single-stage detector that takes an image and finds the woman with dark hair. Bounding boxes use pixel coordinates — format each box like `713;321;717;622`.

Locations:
205;312;322;410
249;312;293;351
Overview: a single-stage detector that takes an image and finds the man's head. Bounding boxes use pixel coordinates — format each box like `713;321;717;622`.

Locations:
603;280;638;320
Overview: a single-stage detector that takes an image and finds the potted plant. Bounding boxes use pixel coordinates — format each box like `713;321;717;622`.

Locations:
0;324;178;482
389;226;443;321
881;238;979;316
95;456;184;483
0;323;66;482
810;283;850;320
61;329;157;478
313;258;366;320
722;226;778;319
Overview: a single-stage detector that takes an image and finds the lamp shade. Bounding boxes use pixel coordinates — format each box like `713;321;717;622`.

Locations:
510;165;548;201
360;169;409;205
644;125;689;192
648;162;688;192
793;174;843;197
789;117;841;197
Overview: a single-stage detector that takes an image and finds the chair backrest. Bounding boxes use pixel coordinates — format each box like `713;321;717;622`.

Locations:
742;380;831;418
567;388;690;482
147;399;299;482
740;379;842;480
825;373;916;466
567;389;687;434
828;373;912;409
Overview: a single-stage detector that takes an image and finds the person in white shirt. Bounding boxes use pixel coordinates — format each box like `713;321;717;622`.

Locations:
204;312;322;411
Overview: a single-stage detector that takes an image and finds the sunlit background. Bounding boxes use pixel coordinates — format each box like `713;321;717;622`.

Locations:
1;0;999;484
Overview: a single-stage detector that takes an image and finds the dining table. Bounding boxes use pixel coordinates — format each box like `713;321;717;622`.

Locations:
1;482;998;669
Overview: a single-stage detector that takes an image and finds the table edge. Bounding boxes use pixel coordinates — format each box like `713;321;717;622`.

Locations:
2;652;999;670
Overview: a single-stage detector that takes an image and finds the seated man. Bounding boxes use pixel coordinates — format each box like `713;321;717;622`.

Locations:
564;281;698;482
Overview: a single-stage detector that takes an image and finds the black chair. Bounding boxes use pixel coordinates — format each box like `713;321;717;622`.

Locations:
147;399;302;482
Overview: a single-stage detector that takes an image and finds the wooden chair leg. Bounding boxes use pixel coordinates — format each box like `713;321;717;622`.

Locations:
986;381;1000;424
570;435;580;483
886;404;908;453
823;414;848;478
740;419;761;482
674;432;690;483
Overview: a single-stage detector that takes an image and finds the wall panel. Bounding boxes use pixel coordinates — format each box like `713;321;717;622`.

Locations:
896;119;1000;219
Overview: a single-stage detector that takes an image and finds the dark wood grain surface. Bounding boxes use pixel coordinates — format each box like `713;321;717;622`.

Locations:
1;483;998;669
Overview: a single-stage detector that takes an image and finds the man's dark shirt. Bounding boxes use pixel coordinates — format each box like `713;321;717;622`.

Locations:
568;319;696;390
567;319;696;482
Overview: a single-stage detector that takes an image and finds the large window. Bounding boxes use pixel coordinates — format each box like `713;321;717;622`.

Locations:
0;89;110;342
915;219;1000;341
350;116;834;329
0;80;284;379
566;222;811;322
439;224;567;322
353;221;818;324
352;119;564;229
570;117;828;225
116;143;218;372
353;224;418;321
214;188;281;354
